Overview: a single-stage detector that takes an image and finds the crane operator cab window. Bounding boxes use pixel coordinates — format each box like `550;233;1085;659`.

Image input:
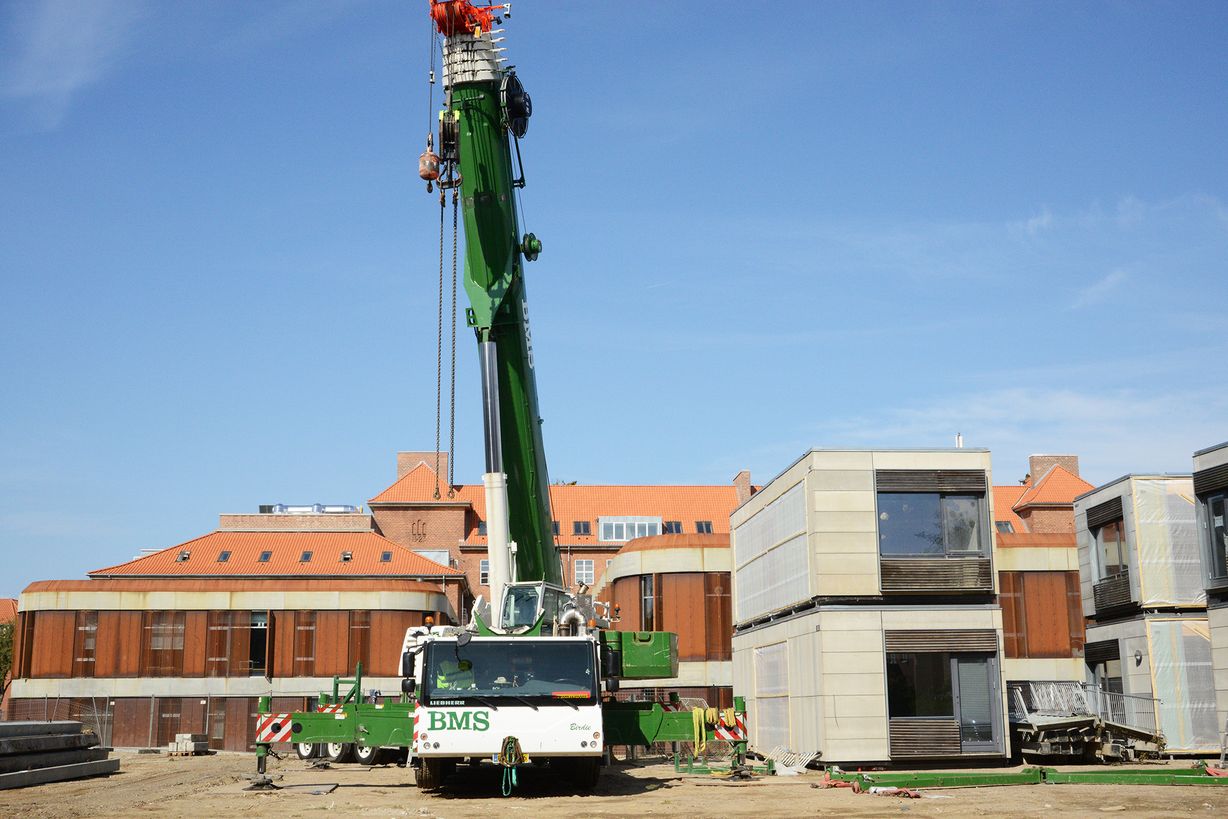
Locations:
500;583;563;632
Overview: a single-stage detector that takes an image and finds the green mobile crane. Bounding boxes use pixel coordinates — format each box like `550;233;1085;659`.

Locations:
253;1;747;793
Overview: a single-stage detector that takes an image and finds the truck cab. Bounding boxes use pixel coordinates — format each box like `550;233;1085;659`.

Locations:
403;630;604;788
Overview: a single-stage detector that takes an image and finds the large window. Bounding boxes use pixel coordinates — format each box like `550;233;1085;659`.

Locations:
421;639;597;703
1097;519;1128;577
887;652;998;746
877;493;986;556
72;611;97;678
575;559;594;585
347;610;370;673
140;611;185;676
599;516;662;543
640;575;655;630
1205;493;1227;580
293;611;316;677
206;611;269;677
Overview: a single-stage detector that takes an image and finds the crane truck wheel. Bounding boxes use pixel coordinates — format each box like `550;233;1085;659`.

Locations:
416;757;445;790
325;742;355;763
294;742;320;760
353;744;381;765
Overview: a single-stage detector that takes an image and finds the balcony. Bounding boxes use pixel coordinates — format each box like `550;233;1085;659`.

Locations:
1092;571;1132;613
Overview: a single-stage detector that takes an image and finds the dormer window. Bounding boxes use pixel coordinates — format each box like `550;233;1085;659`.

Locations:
380;551;393;563
258;551;272;563
477;521;487;537
341;551;353;562
217;551;231;563
300;550;313;563
176;551;191;562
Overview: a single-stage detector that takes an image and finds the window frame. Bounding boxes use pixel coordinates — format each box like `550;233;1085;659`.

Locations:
1094;518;1129;579
695;520;714;535
876;491;989;558
479;559;490;585
575;559;595;586
1203;491;1228;582
573;520;591;536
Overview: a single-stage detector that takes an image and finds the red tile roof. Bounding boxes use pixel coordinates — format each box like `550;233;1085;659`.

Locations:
993;485;1028;532
370;463;742;546
0;598;16;622
619;533;729;553
89;531;460;578
1014;465;1095;508
24;578;446;594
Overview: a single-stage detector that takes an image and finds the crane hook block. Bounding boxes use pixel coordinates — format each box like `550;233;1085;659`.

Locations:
419;148;441;182
521;233;541;261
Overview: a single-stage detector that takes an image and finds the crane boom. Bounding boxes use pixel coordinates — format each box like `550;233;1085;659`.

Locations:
430;0;560;597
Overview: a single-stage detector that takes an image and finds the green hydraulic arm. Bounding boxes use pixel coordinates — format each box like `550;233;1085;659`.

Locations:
427;0;559;586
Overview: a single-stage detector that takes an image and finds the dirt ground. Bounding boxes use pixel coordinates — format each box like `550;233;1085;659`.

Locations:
3;751;1228;818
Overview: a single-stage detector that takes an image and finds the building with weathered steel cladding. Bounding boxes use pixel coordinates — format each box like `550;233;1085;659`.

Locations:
370;452;748;603
1074;473;1218;753
1191;441;1228;738
995;456;1092;685
731;448;1009;764
5;514;463;751
596;532;734;707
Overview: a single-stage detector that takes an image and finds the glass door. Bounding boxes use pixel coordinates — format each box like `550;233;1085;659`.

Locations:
953;655;1000;752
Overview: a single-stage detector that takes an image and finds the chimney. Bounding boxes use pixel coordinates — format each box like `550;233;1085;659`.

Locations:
398;450;449;480
1028;454;1080;481
733;470;753;506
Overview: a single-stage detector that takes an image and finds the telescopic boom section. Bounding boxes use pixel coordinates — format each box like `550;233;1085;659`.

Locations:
432;0;561;589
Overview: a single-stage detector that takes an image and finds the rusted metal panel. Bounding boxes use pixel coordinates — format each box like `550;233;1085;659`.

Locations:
29;612;74;678
313;610;349;677
704;572;732;661
182;612;207;677
662;573;706;661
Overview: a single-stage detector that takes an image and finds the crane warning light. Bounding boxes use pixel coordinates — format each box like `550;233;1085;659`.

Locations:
431;0;506;37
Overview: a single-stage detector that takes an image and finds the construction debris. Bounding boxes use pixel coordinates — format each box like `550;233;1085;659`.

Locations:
0;721;119;790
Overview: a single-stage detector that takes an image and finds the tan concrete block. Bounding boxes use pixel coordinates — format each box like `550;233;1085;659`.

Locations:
816;553;880;578
820;610;884;631
808;470;875;492
814;574;880;597
813;491;877;513
822;672;885;696
811;511;877;533
819;652;883;674
822;716;889;740
820;630;884;652
880;609;998;630
823;738;891;762
813;531;878;555
822;694;887;719
808;451;875;470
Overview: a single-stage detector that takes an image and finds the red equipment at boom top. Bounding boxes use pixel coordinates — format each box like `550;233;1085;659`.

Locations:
430;0;503;37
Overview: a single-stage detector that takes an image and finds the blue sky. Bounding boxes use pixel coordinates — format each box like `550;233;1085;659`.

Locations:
1;0;1225;598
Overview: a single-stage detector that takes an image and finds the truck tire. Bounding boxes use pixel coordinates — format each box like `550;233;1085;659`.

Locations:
572;756;601;789
354;744;381;764
295;742;320;760
416;757;445;790
325;742;354;763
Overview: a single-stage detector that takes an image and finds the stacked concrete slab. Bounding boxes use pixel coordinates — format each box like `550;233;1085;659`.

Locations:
167;733;209;755
0;721;120;790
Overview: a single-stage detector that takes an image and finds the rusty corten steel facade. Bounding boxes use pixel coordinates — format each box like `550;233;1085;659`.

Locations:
610;572;732;662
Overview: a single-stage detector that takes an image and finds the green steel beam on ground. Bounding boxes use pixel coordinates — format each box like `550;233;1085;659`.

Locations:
1043;768;1228;786
826;767;1045;789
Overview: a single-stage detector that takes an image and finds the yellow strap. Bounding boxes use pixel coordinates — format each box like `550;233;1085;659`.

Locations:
720;707;736;728
691;707;707;755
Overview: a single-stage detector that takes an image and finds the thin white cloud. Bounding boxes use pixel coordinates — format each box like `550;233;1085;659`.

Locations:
1;0;146;127
1070;269;1128;309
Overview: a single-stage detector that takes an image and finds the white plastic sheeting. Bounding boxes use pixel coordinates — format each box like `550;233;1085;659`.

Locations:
1134;479;1204;607
734;483;808;620
1147;619;1219;751
754;643;790;752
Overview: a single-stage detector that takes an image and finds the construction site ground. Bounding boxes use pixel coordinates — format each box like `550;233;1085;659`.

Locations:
3;751;1228;817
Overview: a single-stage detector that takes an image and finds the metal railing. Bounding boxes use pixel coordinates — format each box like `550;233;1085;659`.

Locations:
1010;680;1159;735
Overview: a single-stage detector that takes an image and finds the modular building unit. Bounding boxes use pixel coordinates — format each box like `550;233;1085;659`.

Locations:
1192;442;1228;736
730;449;1009;764
1075;474;1218;753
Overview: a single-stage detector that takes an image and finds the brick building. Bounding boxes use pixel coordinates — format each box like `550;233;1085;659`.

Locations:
368;452;751;602
5;514;462;750
993;455;1093;684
